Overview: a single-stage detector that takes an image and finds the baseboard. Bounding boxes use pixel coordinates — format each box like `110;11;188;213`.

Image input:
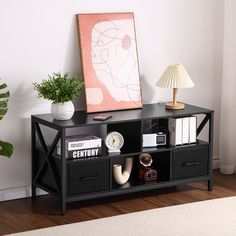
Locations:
0;185;48;202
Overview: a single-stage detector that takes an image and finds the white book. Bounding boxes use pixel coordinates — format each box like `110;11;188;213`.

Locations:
169;118;182;145
62;135;101;151
56;135;102;156
182;117;190;144
189;116;197;143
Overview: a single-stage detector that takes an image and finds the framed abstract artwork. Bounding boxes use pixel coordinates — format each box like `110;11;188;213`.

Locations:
77;13;142;113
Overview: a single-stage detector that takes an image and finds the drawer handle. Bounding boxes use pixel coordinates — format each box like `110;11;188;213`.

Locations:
182;161;200;167
79;175;99;181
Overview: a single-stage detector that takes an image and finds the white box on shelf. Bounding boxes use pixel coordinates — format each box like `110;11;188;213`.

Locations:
189;116;197;143
169;118;182;145
143;133;157;147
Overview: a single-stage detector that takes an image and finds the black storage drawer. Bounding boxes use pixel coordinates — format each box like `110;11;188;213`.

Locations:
68;159;109;196
172;145;208;180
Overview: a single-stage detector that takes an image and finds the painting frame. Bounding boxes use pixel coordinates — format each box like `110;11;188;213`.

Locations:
77;12;143;113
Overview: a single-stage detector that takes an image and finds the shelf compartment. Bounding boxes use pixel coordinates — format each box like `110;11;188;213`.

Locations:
107;121;142;154
149;151;171;182
143;118;168;134
111;151;171;190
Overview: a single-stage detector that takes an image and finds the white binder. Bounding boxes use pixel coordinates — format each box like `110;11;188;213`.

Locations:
189;116;197;143
169;118;182;145
182;117;190;144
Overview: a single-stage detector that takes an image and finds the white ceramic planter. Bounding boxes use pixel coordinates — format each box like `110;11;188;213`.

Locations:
51;101;75;120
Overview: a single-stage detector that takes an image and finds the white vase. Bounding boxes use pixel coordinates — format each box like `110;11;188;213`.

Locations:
113;158;133;185
51;101;75;120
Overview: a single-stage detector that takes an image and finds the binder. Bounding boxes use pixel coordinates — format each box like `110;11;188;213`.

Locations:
169;118;182;145
169;116;197;145
189;116;197;143
182;117;190;144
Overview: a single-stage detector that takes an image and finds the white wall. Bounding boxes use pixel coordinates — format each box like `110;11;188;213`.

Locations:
0;0;223;198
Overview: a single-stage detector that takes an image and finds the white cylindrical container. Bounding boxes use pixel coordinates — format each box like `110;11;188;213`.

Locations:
51;101;75;120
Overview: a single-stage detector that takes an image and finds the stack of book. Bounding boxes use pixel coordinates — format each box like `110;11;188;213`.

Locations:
56;135;102;159
168;116;197;146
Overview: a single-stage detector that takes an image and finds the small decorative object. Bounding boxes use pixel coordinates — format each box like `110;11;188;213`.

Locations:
113;157;133;185
138;153;157;182
105;131;124;154
139;153;153;167
33;72;84;120
156;64;195;110
143;132;167;147
0;80;13;158
156;132;167;145
77;13;142;113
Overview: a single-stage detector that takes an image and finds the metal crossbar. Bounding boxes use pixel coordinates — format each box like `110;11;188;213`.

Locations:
32;122;61;194
197;114;210;137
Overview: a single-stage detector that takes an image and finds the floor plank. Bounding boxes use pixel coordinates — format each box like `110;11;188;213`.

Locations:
0;170;236;235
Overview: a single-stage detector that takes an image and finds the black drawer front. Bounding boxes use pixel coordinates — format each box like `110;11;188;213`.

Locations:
68;159;109;196
172;146;208;180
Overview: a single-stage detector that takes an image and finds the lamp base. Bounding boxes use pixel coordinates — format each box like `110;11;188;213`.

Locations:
165;102;185;110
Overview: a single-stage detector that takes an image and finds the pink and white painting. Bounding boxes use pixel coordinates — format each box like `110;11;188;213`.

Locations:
77;13;142;113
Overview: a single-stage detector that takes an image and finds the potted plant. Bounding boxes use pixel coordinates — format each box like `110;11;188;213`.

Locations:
0;81;13;158
33;72;84;120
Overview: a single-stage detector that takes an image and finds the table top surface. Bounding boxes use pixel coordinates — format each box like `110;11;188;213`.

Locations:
32;103;213;128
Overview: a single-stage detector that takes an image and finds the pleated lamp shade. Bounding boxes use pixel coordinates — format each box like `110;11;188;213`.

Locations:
156;64;194;88
156;64;194;110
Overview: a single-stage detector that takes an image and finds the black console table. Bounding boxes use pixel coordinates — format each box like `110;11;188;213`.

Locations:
31;103;214;214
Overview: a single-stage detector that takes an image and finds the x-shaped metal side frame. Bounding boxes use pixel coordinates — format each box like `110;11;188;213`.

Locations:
32;122;62;194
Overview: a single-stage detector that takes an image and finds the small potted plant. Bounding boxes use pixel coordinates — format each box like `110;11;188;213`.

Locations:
0;80;13;158
33;72;84;120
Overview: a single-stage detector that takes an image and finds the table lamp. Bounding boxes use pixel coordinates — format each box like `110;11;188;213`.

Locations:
156;64;194;110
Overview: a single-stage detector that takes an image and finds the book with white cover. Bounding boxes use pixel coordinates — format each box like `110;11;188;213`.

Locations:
66;135;102;151
56;135;102;158
189;116;197;143
182;117;190;144
169;118;182;145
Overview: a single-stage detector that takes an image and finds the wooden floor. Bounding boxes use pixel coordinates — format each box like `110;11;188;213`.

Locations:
1;170;236;235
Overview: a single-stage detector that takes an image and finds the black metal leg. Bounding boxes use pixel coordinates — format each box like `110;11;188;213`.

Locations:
61;128;67;214
208;179;213;191
31;118;36;198
60;199;66;215
208;111;214;192
32;185;36;198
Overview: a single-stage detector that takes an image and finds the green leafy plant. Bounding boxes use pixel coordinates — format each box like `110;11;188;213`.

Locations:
0;81;13;158
33;72;84;103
